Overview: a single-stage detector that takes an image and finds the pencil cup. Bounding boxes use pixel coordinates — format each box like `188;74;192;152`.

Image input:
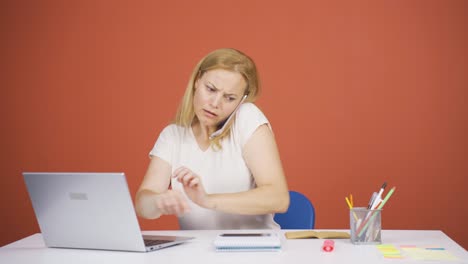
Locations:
350;207;382;245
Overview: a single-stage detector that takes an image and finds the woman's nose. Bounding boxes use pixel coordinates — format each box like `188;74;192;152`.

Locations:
210;94;222;108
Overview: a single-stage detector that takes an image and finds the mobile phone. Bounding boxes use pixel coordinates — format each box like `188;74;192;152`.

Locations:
209;94;247;139
219;233;271;237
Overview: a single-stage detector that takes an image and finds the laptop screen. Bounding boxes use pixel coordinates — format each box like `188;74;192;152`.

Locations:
23;172;192;252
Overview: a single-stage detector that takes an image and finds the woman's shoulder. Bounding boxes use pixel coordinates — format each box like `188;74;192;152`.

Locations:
159;123;189;138
233;103;270;146
237;102;268;122
238;102;264;115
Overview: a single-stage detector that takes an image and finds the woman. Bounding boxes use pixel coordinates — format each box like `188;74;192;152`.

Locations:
135;48;289;229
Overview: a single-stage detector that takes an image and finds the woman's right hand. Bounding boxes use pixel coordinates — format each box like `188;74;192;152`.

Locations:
153;189;191;216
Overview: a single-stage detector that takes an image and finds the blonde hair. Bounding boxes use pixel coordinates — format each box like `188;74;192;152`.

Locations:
175;48;260;149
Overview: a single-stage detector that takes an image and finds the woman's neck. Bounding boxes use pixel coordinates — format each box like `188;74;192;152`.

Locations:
191;121;216;150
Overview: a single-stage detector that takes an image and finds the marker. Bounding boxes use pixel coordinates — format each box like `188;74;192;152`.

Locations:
322;240;334;252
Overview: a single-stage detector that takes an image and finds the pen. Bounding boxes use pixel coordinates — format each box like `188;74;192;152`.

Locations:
357;187;396;237
370;182;387;209
377;182;387;198
367;192;377;209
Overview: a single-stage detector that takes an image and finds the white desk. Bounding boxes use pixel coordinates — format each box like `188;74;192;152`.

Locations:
1;230;467;264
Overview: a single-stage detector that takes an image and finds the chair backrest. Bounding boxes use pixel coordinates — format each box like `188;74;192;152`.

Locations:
274;191;315;229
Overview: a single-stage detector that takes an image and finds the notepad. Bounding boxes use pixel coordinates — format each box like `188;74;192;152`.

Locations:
285;230;351;239
213;232;281;252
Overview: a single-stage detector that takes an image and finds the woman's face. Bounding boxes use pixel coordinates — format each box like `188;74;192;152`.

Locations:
193;69;246;130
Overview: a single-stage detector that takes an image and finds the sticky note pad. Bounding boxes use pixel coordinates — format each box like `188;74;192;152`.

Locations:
376;244;403;259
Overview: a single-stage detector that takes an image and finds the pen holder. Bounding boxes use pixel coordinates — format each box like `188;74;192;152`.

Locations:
350;207;382;245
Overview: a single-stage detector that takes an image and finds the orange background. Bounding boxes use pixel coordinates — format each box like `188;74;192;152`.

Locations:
1;0;467;249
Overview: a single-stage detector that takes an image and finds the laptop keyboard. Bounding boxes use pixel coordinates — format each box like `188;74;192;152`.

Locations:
144;239;171;246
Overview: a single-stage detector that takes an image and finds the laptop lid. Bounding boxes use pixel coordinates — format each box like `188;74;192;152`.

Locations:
22;172;193;252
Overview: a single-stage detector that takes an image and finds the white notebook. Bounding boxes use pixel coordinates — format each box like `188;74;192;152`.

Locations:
213;232;281;252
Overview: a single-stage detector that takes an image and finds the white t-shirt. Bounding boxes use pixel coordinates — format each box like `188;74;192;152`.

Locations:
149;103;280;230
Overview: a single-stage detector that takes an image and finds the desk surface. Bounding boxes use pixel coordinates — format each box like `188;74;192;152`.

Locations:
1;230;467;264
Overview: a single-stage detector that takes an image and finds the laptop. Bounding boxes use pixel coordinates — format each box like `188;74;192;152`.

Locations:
22;172;194;252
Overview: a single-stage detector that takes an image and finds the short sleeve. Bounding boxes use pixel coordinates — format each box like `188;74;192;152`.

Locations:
149;125;175;165
234;103;271;148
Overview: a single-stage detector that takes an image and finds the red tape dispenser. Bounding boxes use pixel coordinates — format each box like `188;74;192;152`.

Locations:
322;239;335;252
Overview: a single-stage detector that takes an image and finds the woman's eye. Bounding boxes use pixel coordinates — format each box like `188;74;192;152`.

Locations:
227;97;236;102
206;85;215;92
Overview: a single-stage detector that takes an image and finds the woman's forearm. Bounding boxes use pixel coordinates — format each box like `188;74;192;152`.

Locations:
204;185;289;215
135;189;162;219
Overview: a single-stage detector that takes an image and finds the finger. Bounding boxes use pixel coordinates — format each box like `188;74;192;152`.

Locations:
176;200;190;216
174;168;189;181
172;166;188;178
188;177;199;187
155;197;169;215
166;195;183;215
177;170;193;185
171;192;190;215
182;173;195;186
169;203;182;215
157;192;179;215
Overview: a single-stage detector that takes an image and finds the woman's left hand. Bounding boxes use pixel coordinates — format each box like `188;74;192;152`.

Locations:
173;166;209;208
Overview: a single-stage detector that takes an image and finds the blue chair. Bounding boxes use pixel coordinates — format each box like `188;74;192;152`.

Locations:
274;191;315;229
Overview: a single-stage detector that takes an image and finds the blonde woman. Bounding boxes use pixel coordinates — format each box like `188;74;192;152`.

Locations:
135;48;289;229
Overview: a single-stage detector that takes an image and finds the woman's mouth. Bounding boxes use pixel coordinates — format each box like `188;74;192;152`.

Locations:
203;109;217;118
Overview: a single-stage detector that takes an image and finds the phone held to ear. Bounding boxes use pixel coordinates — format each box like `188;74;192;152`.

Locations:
209;94;247;139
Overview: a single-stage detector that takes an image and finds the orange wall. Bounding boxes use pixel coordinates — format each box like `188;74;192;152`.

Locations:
2;0;467;249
